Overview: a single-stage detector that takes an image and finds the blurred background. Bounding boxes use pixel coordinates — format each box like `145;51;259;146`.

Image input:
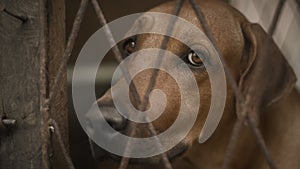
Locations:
231;0;300;88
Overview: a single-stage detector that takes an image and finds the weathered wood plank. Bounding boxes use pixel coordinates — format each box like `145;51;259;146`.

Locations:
0;0;42;168
0;0;68;168
47;0;69;168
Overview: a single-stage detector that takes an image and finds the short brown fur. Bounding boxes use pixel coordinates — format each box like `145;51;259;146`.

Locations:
96;1;300;168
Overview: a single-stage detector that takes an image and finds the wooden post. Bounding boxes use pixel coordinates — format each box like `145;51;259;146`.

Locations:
47;0;69;168
0;0;67;168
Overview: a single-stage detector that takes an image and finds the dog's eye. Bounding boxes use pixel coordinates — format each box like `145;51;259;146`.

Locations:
123;38;136;56
187;51;204;67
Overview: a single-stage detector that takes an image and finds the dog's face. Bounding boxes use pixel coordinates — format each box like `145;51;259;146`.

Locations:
93;0;296;165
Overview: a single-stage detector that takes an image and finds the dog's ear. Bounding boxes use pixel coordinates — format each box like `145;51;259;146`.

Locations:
237;23;297;123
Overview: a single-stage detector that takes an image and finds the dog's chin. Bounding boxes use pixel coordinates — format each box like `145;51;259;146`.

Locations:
106;142;188;165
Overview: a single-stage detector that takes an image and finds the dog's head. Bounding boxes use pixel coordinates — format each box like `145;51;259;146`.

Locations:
89;0;296;165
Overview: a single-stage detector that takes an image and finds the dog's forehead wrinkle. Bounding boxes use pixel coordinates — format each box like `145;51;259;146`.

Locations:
133;34;188;57
126;9;243;70
130;13;199;38
152;0;243;55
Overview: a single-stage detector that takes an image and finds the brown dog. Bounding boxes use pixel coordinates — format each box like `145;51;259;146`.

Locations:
93;0;300;168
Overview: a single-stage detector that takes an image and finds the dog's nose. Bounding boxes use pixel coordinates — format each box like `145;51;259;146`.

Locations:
100;106;126;131
84;104;126;160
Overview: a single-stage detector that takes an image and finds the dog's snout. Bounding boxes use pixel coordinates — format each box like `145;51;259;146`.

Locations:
101;107;126;131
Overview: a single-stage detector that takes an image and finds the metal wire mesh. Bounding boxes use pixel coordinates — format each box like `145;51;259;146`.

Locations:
41;0;288;169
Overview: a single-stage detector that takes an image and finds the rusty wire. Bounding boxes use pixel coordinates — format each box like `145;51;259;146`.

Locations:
119;0;185;168
188;1;249;168
140;0;185;111
246;115;278;169
90;1;141;165
90;0;184;168
41;0;89;169
47;0;89;108
91;0;142;105
89;0;140;168
48;119;76;169
130;1;186;168
188;0;278;169
44;0;288;169
269;0;286;36
220;117;245;169
297;0;300;12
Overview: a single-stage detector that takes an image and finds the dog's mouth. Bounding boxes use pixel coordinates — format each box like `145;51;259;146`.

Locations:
86;105;189;164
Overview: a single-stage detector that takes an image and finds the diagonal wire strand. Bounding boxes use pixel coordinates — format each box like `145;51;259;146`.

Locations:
89;1;140;168
91;0;142;105
269;0;286;36
188;0;278;169
189;0;245;104
47;0;89;107
296;0;300;13
118;1;185;168
246;115;278;169
48;119;76;169
221;116;245;169
91;0;184;168
45;0;281;169
43;0;282;169
42;1;88;169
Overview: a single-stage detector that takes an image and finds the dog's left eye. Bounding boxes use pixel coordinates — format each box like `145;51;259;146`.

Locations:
187;51;204;67
123;38;136;56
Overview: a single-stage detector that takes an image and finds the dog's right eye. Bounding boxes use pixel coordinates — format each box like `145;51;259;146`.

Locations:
123;38;136;57
186;51;204;68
